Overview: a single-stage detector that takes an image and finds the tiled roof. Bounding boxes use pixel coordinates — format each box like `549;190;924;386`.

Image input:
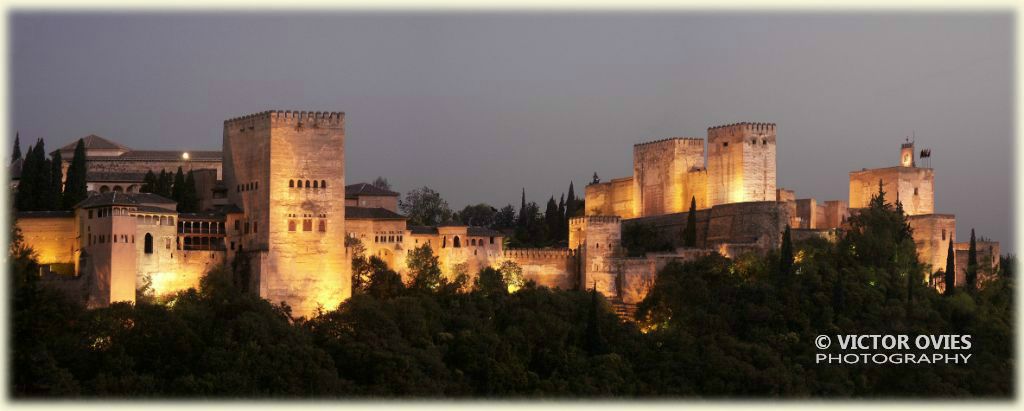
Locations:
134;205;178;214
345;206;406;220
345;182;399;199
15;210;74;219
131;192;177;204
215;203;244;214
409;226;439;235
57;134;130;152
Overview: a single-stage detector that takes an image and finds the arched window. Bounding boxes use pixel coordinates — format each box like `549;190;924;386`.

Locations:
442;236;447;248
100;185;110;193
144;233;154;254
289;220;296;232
305;180;310;188
289;180;294;188
321;180;327;188
453;236;461;248
113;185;124;193
313;180;319;188
318;220;326;232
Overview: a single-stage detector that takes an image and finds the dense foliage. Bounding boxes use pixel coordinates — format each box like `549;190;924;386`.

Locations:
11;186;1013;398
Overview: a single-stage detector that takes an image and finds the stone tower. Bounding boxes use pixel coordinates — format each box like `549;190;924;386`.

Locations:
900;140;915;167
223;110;349;317
569;215;622;299
706;122;777;207
632;137;706;216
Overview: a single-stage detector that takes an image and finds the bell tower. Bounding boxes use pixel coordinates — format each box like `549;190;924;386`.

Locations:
901;139;915;167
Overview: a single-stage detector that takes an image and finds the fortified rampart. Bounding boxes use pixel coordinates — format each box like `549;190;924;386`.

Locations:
707;123;777;206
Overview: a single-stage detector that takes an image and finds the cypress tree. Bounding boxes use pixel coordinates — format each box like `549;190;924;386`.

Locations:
14;143;35;211
517;188;527;229
182;170;200;212
11;132;21;163
558;194;566;241
61;139;88;210
140;170;158;193
566;182;577;218
779;224;794;276
967;228;978;292
172;166;186;206
49;150;63;210
33;141;52;211
584;287;607;355
944;239;956;296
155;169;173;198
683;196;697;247
544;196;560;245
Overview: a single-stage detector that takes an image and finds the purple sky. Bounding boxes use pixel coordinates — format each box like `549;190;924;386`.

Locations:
10;12;1014;250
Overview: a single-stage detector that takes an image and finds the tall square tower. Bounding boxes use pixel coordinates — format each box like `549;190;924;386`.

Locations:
223;110;349;317
632;137;706;217
706;122;778;206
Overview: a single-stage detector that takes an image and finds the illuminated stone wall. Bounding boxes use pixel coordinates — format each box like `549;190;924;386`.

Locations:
632;138;705;217
16;215;77;265
585;176;635;217
706;123;777;207
500;249;577;290
849;166;934;216
76;207;138;307
705;201;789;252
907;214;956;275
223;111;349;317
570;216;622;298
954;240;1000;288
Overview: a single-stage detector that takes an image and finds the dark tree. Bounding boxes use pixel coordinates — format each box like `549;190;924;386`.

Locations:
180;170;200;212
11;132;21;163
683;196;697;247
140;170;158;193
62;140;90;209
967;228;978;293
565;182;578;219
944;238;956;296
399;186;453;226
544;196;560;245
14;143;36;211
407;243;443;291
473;266;507;296
156;169;173;198
583;288;607;355
779;225;794;276
172;167;186;206
517;188;527;229
457;203;497;227
48;150;63;210
493;204;516;230
371;176;392;191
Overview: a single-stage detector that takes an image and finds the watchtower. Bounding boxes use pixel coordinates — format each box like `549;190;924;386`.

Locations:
706;122;777;207
223;110;349;317
569;215;622;298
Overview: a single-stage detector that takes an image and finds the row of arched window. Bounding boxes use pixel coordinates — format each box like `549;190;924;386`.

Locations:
237;181;258;192
179;220;226;234
88;233;134;246
289;179;327;189
375;234;403;243
288;219;326;232
180;236;226;251
138;215;174;226
89;207;132;219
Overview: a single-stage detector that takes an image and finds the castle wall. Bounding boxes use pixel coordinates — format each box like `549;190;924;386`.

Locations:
707;123;777;207
623;208;712;249
705;201;789;252
224;111;349;317
502;249;577;290
16;215;77;265
632;138;705;217
794;198;819;229
954;240;1000;288
82;159;223;180
849;166;934;216
584;177;635;218
570;216;622;298
907;214;956;276
823;200;849;229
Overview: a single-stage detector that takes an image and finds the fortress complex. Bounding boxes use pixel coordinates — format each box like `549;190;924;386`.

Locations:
13;113;1000;317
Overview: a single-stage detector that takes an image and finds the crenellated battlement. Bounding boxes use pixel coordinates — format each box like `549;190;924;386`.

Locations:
633;137;703;149
224;110;345;128
707;122;776;133
503;248;576;259
569;215;621;225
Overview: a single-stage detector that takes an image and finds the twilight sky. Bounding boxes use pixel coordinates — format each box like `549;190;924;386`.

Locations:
9;12;1014;250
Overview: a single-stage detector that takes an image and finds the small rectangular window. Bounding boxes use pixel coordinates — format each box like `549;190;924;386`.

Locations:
303;219;313;231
